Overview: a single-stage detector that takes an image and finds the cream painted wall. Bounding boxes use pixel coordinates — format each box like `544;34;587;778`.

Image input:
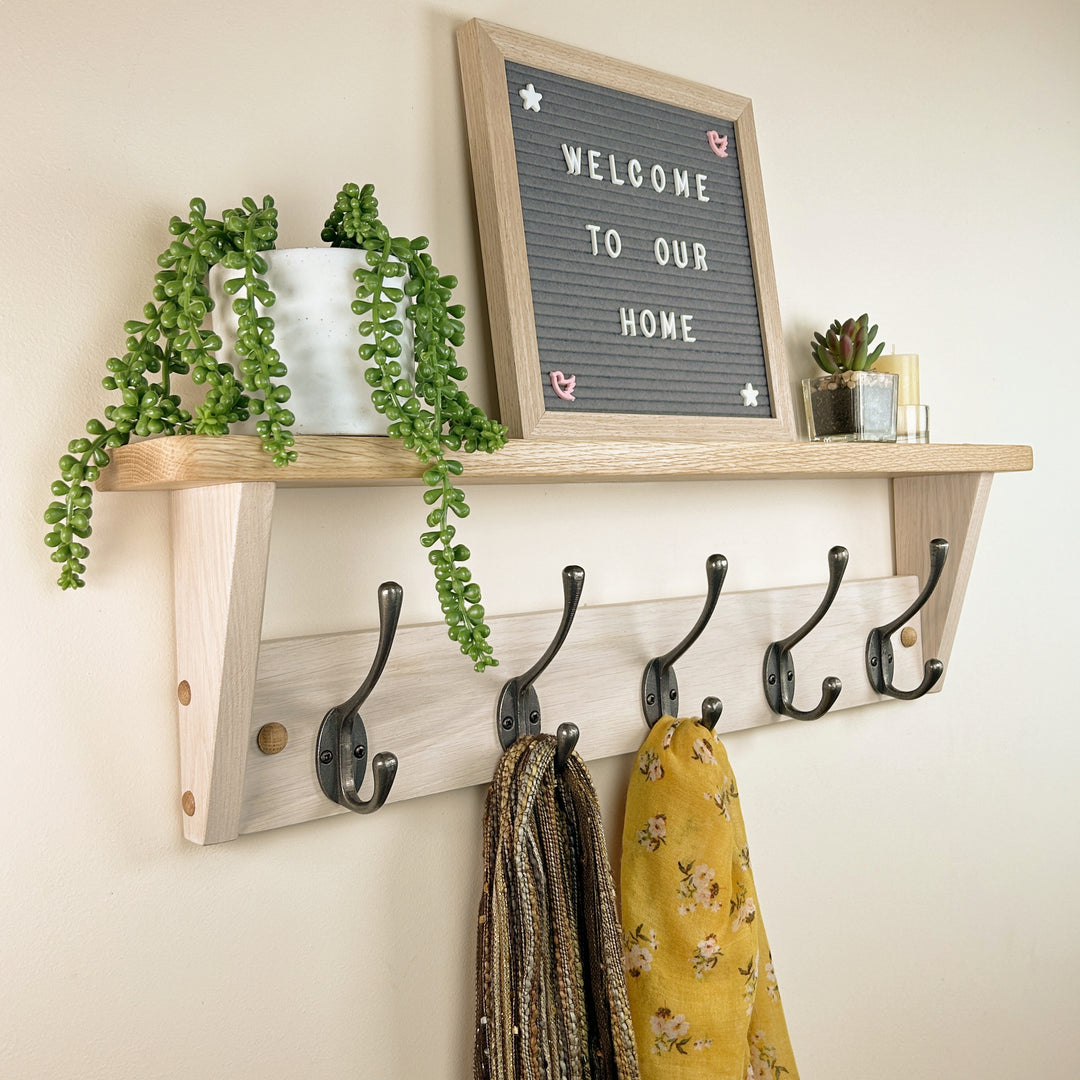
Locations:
1;0;1076;1076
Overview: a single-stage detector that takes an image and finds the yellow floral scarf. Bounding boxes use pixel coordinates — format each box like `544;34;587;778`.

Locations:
620;718;798;1079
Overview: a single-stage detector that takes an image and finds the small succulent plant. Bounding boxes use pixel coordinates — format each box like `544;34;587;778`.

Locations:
811;314;885;373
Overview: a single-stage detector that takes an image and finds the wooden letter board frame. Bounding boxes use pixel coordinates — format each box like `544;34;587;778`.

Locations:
457;19;795;441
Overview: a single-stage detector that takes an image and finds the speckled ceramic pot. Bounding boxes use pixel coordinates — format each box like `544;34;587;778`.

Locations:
209;248;412;435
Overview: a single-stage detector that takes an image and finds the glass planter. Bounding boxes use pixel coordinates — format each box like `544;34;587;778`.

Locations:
803;370;898;443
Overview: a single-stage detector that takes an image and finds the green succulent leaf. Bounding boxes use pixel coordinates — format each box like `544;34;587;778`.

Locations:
812;313;888;372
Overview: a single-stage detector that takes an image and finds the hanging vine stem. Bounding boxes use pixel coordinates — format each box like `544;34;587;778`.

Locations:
214;201;296;466
44;196;293;589
323;182;507;671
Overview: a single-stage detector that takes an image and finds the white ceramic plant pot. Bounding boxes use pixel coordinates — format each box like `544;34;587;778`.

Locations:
208;247;413;435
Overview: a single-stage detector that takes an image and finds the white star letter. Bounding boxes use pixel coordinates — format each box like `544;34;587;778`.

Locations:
740;382;759;407
519;83;543;112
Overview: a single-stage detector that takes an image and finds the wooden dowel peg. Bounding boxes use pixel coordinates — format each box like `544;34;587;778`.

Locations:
257;723;288;755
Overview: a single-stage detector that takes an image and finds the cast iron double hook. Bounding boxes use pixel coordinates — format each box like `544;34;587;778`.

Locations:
315;581;402;814
866;538;949;699
641;553;729;729
496;565;585;770
763;546;848;721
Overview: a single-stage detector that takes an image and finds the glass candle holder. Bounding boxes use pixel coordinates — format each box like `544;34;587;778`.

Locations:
896;404;930;443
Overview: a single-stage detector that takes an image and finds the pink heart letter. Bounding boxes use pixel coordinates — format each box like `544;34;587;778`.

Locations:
549;371;577;401
706;130;728;157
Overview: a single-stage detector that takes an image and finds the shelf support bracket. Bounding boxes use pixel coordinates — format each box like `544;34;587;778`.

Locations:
171;481;275;844
891;471;992;686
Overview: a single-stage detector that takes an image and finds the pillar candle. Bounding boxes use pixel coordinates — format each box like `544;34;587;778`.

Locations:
874;352;920;406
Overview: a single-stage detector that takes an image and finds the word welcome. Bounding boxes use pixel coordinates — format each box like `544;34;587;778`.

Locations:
562;145;709;202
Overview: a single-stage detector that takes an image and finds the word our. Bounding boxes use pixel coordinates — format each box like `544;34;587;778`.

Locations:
585;225;708;271
561;145;709;202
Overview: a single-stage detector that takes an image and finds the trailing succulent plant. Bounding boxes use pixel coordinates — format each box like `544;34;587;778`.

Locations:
811;314;885;374
45;183;506;672
44;195;294;592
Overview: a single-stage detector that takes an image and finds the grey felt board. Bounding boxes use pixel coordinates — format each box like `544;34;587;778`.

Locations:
505;59;771;418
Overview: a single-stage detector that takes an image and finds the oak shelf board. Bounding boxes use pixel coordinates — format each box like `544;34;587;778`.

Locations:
98;435;1032;492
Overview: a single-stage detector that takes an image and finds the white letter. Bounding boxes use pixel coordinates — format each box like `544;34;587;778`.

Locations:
695;173;709;202
673;240;688;268
650;164;667;193
673;168;690;197
585;224;601;255
640;309;657;338
604;229;622;258
680;314;696;342
653;237;670;266
693;242;708;271
561;144;583;175
660;311;677;340
588;150;603;180
628;159;643;187
608;154;625;186
620;307;637;336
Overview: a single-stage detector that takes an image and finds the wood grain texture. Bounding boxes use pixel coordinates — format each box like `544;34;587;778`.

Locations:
171;482;275;844
732;99;795;440
458;19;540;438
465;20;755;114
239;575;924;836
98;435;1033;491
892;472;994;685
456;19;795;441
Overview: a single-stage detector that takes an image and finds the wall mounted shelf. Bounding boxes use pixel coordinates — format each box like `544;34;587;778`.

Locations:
99;434;1030;489
98;435;1032;844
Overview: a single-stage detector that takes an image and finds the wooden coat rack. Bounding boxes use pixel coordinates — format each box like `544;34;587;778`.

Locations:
98;434;1031;844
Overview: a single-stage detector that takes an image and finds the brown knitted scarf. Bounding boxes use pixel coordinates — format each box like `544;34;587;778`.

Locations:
474;735;641;1080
